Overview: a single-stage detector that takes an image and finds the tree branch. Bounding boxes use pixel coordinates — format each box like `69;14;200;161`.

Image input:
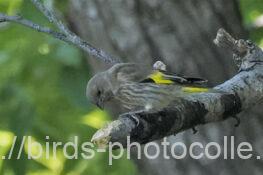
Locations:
0;1;121;64
31;0;74;36
91;28;263;147
0;13;69;42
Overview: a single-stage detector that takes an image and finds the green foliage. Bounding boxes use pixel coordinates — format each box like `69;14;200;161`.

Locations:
240;0;263;46
240;0;263;24
0;0;22;15
0;1;136;175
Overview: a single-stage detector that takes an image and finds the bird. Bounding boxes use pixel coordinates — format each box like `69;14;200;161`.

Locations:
86;62;210;111
86;61;221;135
87;61;241;135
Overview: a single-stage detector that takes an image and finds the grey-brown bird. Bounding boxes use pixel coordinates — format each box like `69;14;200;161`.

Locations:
86;62;209;112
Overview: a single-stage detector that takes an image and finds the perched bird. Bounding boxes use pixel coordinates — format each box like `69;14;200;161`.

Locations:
87;62;240;136
86;62;210;111
86;63;150;109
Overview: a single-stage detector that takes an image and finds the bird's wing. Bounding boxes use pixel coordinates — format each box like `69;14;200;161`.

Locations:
109;63;150;83
141;70;208;85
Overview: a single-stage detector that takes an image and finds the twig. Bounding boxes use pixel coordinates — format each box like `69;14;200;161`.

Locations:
0;13;68;40
31;0;71;35
0;2;121;64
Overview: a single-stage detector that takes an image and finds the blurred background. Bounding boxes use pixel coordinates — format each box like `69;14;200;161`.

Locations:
0;0;263;175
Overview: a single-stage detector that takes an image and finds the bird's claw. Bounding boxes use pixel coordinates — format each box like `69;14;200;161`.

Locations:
130;114;140;126
192;127;198;134
232;115;240;127
121;110;145;126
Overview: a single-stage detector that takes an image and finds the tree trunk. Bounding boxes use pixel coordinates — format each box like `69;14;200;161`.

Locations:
68;0;263;174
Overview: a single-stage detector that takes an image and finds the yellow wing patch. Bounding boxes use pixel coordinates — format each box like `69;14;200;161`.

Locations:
149;71;173;84
182;87;209;93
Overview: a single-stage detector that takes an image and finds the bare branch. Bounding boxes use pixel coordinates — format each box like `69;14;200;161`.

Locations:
31;0;71;35
91;29;263;147
0;1;121;64
0;13;67;41
213;28;236;52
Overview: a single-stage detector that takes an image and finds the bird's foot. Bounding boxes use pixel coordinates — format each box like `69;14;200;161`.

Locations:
120;110;145;126
130;114;140;126
232;115;240;127
192;127;198;134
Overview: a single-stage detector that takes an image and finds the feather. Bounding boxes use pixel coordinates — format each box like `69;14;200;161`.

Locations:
141;70;208;85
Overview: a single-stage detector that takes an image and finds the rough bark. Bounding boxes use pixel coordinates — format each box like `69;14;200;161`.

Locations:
68;0;263;175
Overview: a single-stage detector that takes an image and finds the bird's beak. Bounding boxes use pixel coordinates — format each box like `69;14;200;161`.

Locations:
96;100;104;110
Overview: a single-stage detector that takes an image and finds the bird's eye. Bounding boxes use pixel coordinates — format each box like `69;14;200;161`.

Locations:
97;90;101;96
